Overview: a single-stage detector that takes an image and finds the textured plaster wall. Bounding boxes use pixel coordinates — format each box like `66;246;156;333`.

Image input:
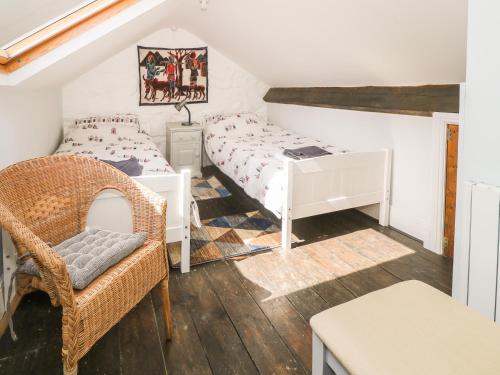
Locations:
62;28;269;136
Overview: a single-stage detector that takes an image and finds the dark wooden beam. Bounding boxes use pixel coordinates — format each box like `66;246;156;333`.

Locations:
263;85;460;117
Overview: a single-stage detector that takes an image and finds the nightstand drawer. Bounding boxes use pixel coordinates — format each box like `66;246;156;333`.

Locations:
171;143;201;167
166;122;203;177
172;131;201;143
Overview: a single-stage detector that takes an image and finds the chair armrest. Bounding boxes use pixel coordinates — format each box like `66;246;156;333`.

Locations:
129;182;167;242
0;204;76;307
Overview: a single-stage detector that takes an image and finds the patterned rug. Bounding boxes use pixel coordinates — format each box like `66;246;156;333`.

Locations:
192;175;231;201
168;210;298;268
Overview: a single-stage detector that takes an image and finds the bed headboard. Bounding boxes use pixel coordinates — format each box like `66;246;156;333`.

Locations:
62;116;168;157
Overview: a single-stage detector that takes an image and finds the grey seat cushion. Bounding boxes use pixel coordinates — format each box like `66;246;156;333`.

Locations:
19;229;147;290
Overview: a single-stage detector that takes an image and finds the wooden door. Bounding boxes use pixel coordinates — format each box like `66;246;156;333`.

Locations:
443;123;459;257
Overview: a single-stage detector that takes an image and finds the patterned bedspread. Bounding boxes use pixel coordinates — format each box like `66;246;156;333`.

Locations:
204;113;347;217
55;115;175;176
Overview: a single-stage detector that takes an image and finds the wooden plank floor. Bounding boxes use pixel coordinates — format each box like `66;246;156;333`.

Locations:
0;166;453;375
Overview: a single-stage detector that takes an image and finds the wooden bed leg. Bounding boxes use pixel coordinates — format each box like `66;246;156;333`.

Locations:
180;169;191;273
282;159;294;250
379;148;392;227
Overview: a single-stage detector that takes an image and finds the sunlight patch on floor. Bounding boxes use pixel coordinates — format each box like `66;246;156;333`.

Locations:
234;228;415;301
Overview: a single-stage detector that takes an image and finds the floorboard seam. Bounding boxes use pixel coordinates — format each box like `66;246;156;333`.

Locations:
377;264;413;283
311;281;357;306
228;260;311;375
336;278;362;298
118;319;124;375
333;233;407;289
173;272;216;375
203;260;280;375
343;210;451;268
150;293;169;375
200;264;262;374
284;293;315;323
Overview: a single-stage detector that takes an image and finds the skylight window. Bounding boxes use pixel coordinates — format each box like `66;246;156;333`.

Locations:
0;0;120;65
0;0;91;48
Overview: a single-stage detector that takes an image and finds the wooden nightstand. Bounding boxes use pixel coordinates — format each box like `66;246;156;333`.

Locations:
165;122;203;177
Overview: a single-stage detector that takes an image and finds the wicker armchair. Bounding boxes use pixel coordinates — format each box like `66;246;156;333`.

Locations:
0;155;173;375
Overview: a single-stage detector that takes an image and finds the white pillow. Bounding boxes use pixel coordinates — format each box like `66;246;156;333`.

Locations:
204;112;270;139
63;122;146;144
73;114;140;130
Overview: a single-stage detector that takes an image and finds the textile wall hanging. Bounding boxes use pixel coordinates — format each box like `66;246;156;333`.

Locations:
137;46;208;106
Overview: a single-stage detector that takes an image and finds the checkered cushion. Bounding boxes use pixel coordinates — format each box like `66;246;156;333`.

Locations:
19;229;147;290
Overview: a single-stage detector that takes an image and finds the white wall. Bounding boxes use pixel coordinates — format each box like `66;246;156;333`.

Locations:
0;86;62;313
62;28;269;136
0;87;62;169
453;2;500;301
268;103;435;243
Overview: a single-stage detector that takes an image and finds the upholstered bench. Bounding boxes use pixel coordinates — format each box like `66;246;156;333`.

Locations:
310;280;500;375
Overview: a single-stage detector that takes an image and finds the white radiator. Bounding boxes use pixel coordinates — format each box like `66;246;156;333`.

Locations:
463;182;500;320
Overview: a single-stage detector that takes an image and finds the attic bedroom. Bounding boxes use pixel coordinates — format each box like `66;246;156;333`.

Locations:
2;0;500;374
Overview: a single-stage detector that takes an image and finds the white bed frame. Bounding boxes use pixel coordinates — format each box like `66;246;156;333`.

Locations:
86;169;192;273
55;119;193;273
281;149;392;250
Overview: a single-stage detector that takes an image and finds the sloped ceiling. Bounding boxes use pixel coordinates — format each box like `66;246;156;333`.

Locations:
6;0;467;88
165;0;468;86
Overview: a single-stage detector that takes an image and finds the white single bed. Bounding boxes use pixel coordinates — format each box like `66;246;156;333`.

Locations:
204;113;392;249
56;114;192;273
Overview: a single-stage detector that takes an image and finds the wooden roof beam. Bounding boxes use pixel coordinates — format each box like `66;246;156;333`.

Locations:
263;85;460;117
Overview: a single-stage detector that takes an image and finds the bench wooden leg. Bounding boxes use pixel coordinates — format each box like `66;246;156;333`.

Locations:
312;332;334;375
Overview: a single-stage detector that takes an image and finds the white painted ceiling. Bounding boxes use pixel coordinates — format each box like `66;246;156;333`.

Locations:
165;0;468;86
4;0;468;88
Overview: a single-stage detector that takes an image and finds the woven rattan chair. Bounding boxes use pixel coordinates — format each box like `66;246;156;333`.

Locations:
0;155;173;375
